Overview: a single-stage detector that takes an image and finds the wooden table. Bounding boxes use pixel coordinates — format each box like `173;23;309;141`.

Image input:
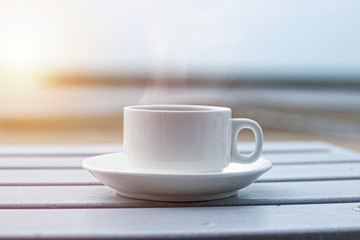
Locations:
1;141;360;239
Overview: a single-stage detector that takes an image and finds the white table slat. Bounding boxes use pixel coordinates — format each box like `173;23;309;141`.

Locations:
265;151;360;164
1;203;359;240
2;162;360;185
0;142;344;156
0;169;98;185
0;156;85;169
1;180;359;209
260;162;360;181
0;144;122;156
1;142;359;169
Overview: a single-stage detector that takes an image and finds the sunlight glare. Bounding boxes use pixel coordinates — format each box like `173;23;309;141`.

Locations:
0;2;70;88
1;38;38;70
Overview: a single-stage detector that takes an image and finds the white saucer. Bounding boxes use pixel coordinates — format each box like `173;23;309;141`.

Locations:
82;153;272;202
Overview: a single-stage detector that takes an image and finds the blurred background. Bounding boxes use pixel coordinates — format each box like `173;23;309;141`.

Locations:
0;0;359;150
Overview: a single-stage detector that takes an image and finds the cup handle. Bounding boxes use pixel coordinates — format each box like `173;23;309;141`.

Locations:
231;118;263;163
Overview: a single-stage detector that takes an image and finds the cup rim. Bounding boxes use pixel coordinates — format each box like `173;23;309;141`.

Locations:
124;104;230;113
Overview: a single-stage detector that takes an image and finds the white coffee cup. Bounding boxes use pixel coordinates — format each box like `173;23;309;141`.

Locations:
123;105;263;172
